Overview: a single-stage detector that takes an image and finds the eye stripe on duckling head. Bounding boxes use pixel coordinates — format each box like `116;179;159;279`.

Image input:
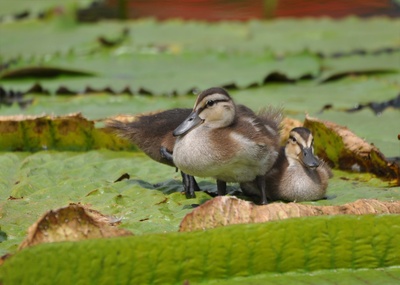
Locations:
289;127;314;148
194;87;231;109
196;94;231;113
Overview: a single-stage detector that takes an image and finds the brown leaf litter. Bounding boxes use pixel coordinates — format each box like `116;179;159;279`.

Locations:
304;115;400;185
179;196;400;232
18;203;132;250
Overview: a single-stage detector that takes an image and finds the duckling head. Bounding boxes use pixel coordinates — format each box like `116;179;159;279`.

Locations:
285;127;320;168
173;87;236;136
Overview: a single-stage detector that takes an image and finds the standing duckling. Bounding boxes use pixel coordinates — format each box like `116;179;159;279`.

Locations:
241;127;332;203
172;87;281;204
106;109;200;198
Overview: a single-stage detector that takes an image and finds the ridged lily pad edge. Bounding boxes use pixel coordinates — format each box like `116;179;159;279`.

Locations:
1;214;399;285
194;266;400;285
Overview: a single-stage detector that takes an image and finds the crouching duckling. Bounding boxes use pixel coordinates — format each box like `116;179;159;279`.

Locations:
241;127;332;203
106;109;200;198
172;87;282;204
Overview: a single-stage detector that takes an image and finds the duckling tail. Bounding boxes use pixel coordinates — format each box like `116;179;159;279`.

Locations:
257;106;284;133
105;119;135;138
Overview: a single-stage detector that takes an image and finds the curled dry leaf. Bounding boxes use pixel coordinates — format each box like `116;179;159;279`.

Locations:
280;117;303;144
19;203;132;250
179;196;400;232
304;115;400;185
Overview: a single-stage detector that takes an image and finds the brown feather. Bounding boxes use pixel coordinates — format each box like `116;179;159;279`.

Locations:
106;108;191;166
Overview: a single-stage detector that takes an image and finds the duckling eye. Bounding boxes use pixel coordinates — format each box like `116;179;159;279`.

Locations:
289;136;296;143
206;100;215;107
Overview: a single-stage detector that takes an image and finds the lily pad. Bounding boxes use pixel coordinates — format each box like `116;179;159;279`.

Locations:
1;215;400;284
179;197;400;232
0;113;133;151
1;18;399;60
0;51;321;95
304;115;400;185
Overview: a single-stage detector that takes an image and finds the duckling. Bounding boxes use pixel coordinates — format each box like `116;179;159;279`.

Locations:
172;87;282;204
241;127;333;203
106;108;200;198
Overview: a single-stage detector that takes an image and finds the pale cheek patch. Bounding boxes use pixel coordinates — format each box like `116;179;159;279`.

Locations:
306;135;313;148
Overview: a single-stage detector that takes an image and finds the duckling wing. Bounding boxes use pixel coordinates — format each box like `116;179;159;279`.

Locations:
234;105;281;151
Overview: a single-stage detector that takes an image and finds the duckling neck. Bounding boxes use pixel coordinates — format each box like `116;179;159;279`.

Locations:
286;156;321;183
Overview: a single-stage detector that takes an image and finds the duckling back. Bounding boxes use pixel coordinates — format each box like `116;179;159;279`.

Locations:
106;108;191;167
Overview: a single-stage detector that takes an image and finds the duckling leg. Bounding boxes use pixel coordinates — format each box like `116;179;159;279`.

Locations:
256;175;268;205
216;179;227;196
181;172;199;199
161;147;199;198
189;174;200;192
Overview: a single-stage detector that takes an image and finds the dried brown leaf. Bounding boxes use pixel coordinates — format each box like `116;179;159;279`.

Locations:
19;203;132;250
304;115;400;185
280;117;303;144
179;196;400;232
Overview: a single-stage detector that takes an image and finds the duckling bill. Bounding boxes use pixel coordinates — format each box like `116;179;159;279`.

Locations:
172;87;282;204
241;127;333;203
106;108;200;198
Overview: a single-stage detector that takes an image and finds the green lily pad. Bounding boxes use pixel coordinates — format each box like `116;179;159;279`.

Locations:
1;18;399;60
1;17;400;94
0;150;214;255
0;51;321;95
1;215;400;284
193;267;400;285
0;114;133;151
0;149;399;256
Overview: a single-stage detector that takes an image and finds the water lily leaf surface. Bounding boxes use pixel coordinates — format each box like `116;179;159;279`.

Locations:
179;196;400;232
1;18;399;60
1;215;400;284
1;18;400;94
304;116;400;185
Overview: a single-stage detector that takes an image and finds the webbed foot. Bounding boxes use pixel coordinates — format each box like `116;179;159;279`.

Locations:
216;179;227;196
160;147;200;199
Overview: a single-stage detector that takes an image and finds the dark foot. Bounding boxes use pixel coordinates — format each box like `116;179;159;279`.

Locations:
256;175;268;205
189;175;200;192
216;179;227;196
160;147;200;199
181;172;198;199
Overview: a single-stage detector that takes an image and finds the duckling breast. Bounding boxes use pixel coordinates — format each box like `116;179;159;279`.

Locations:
273;165;328;201
173;127;279;182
